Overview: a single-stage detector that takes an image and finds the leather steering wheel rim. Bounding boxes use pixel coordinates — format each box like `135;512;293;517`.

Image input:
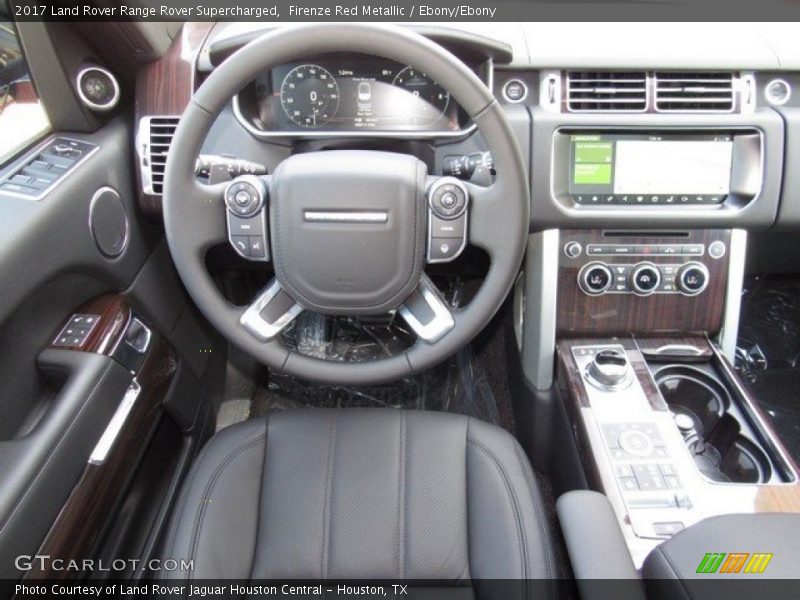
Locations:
163;23;530;385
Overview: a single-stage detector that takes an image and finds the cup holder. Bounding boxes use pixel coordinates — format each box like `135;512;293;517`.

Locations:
689;431;772;484
654;366;728;437
655;366;772;485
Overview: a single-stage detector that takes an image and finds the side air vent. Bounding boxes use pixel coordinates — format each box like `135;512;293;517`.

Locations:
654;72;735;112
566;71;647;112
138;116;179;195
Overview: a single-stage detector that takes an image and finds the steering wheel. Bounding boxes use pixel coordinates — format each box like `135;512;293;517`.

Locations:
163;24;529;385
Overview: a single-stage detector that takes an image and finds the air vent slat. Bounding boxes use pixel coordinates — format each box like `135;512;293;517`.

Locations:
566;71;647;112
141;115;180;195
655;72;734;113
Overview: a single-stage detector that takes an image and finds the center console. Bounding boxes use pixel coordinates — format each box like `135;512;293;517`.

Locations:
557;334;800;567
548;216;800;568
557;229;730;337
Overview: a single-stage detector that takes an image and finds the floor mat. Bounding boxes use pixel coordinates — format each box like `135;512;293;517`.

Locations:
249;279;516;433
736;276;800;464
737;368;800;463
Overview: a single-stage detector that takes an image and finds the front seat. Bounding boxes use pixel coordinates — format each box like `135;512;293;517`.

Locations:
163;409;555;588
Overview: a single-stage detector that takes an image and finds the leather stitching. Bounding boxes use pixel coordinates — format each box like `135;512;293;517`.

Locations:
398;412;407;579
467;439;529;583
513;441;555;600
164;433;217;572
248;414;270;580
186;432;267;582
320;413;337;578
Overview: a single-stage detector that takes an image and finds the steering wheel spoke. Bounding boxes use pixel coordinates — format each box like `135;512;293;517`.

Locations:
240;279;304;342
398;275;455;344
187;180;230;250
461;181;504;253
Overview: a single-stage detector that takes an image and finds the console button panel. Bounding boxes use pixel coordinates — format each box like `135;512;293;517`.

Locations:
53;314;101;347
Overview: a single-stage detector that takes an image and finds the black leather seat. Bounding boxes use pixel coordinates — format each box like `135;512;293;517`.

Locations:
164;409;555;588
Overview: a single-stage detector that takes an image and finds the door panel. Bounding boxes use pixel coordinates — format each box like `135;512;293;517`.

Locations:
0;118;161;577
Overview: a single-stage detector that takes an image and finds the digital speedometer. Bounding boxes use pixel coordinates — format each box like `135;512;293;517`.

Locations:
391;67;450;126
280;64;340;128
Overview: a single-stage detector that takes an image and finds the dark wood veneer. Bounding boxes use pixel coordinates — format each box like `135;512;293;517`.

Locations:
135;23;213;219
30;311;176;580
557;229;730;337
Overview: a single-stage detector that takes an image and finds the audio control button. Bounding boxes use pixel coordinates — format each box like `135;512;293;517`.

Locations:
677;262;709;295
630;263;661;295
579;263;613;295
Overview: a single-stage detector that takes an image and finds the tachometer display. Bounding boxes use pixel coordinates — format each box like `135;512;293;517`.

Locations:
280;64;340;128
391;67;449;126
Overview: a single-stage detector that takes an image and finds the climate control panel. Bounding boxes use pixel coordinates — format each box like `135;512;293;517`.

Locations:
579;261;709;296
567;239;722;298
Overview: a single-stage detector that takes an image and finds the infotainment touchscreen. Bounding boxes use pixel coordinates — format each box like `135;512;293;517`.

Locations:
568;133;734;205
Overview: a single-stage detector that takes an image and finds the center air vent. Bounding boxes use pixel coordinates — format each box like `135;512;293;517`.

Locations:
654;72;735;112
566;71;647;112
138;116;179;195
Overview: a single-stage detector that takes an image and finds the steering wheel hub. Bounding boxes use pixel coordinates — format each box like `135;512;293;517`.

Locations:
270;150;427;316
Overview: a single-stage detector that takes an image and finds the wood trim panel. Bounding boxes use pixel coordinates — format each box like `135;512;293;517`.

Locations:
134;22;213;219
50;295;131;355
28;327;177;580
557;229;730;337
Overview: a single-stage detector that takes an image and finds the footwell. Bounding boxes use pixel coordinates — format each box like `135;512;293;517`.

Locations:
736;276;800;464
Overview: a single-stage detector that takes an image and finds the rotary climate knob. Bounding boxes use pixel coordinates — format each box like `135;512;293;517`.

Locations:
579;262;613;295
677;262;709;296
629;262;661;296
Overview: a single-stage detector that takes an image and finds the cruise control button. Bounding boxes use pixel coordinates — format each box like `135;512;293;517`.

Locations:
431;215;465;238
429;237;463;261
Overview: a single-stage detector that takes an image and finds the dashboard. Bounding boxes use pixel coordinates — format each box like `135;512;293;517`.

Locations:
133;23;800;232
233;54;473;136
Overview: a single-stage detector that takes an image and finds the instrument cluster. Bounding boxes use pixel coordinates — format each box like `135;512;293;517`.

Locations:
234;53;472;136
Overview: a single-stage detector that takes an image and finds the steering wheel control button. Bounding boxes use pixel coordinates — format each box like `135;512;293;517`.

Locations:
427;178;469;263
249;237;266;259
579;262;613;295
677;262;709;296
429;238;464;262
228;214;263;237
431;215;465;239
224;175;267;218
502;79;528;103
230;236;250;257
428;177;468;219
225;175;270;262
629;263;661;296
